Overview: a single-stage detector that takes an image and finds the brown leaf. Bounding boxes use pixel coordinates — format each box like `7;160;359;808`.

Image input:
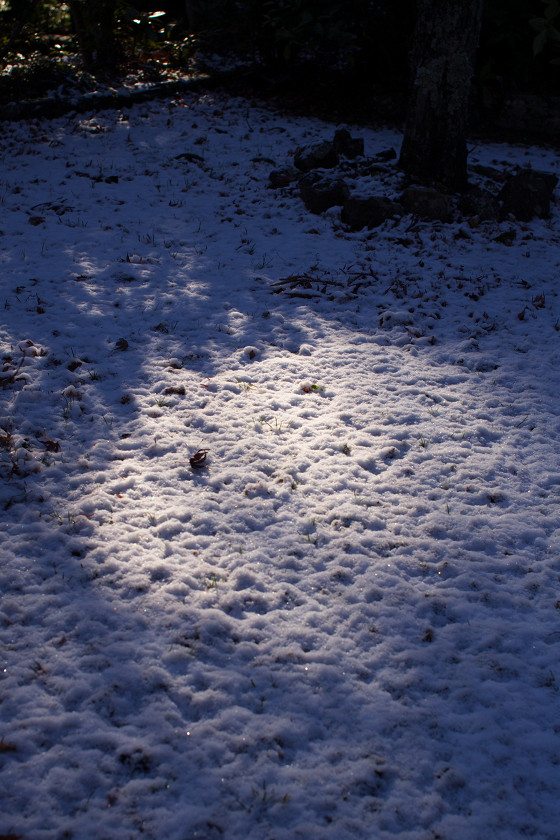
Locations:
190;449;209;469
0;737;17;753
39;434;61;453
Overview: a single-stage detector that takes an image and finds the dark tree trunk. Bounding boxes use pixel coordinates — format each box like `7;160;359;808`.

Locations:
399;0;485;192
185;1;199;30
69;0;119;75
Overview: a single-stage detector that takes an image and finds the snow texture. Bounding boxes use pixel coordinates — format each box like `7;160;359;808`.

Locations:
1;90;559;840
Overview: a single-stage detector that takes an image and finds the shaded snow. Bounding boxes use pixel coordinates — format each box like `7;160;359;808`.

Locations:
1;91;559;840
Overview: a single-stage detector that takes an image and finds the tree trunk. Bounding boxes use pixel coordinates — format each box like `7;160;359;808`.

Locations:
185;1;199;30
69;0;119;75
399;0;484;192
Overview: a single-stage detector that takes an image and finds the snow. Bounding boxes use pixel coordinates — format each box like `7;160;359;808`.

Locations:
1;90;559;840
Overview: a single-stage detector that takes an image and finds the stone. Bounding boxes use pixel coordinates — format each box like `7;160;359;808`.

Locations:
294;140;339;172
498;169;558;221
458;187;499;221
400;186;454;222
492;228;517;245
269;167;299;188
373;148;397;162
299;173;349;214
469;163;507;183
333;128;364;159
341;196;404;230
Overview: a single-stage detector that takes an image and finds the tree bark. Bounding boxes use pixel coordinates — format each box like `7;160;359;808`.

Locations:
399;0;485;192
185;1;199;30
69;0;119;75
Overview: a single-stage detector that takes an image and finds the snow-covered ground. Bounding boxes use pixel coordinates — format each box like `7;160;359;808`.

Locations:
1;90;559;840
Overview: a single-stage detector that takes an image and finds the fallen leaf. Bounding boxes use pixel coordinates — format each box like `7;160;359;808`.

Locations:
0;737;17;753
38;434;61;452
190;449;209;469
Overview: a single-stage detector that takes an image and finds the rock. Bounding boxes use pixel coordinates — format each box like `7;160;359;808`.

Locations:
299;173;349;214
269;167;299;188
458;187;499;221
333;128;364;159
294;140;339;172
498;169;558;221
469;163;507;183
373;148;397;162
400;186;454;222
492;228;517;245
341;196;404;230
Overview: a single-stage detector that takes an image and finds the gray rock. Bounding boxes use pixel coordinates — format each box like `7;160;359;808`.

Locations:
333;128;364;159
341;196;404;230
498;169;558;221
299;173;349;214
458;187;499;221
401;186;454;222
269;167;299;188
294;140;339;172
469;163;507;183
373;148;397;162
